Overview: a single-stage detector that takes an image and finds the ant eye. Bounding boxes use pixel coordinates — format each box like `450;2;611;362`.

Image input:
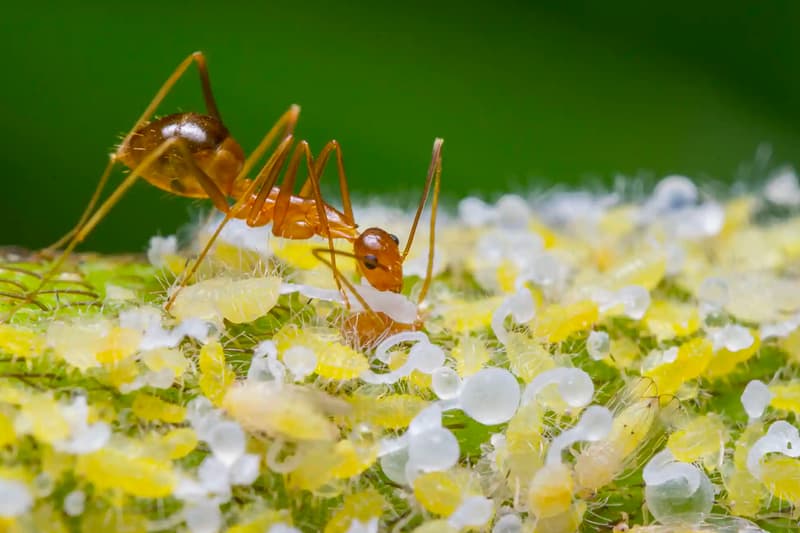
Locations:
389;233;399;245
363;254;378;270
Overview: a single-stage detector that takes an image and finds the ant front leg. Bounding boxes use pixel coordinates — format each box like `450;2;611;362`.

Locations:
298;140;355;225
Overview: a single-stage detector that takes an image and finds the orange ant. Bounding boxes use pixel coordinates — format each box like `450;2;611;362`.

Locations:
3;51;360;321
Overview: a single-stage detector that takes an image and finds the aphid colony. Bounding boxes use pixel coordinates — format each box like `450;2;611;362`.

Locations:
2;53;800;533
2;170;800;532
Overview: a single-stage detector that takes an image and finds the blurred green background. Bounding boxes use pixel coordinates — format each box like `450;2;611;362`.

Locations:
2;1;799;253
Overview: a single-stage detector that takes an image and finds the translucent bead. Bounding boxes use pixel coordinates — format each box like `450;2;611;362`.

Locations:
492;513;523;533
283;345;317;381
0;478;32;517
63;489;85;517
448;496;494;529
741;380;772;420
380;447;410;485
645;467;713;525
651;175;698;212
698;277;728;311
229;453;260;486
407;341;446;374
710;325;753;352
528;253;561;287
459;368;520;425
618;285;651;320
409;405;443;436
586;331;610;361
458;196;496;227
184;501;222;533
207;421;245;467
197;456;230;494
432;367;462;400
495;194;530;229
32;472;54;498
408;427;459;472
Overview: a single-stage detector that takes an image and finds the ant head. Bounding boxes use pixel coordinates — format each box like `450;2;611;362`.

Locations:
354;227;403;293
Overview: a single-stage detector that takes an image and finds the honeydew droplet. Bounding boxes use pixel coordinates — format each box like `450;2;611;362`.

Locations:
448;496;494;529
407;341;446;374
63;489;85;517
283;345;317;381
495;194;530;229
0;479;32;517
741;380;772;420
432;367;462;400
586;331;610;361
643;450;713;525
408;427;460;472
618;285;651;320
460;368;520;425
710;324;754;352
229;453;260;486
207;421;246;467
492;514;523;533
409;405;443;436
184;500;222;533
380;447;410;485
650;175;698;213
197;456;230;494
698;277;729;311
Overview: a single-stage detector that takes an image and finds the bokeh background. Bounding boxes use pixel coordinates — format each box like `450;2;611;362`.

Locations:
2;1;799;253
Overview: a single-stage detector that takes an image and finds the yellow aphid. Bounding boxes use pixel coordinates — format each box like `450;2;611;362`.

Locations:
12;503;69;533
140;347;189;380
643;301;700;341
496;259;519;294
768;382;800;414
505;331;555;383
323;490;384;533
198;341;235;407
642;338;712;397
40;447;75;481
76;444;176;498
503;402;546;490
706;332;760;379
781;328;800;365
159;427;198;459
532;503;585;533
760;454;800;503
451;335;491;377
274;325;367;381
224;382;347;441
82;507;149;533
606;250;666;291
667;414;727;469
329;439;377;479
598;206;636;240
0;412;15;446
286;442;338;491
347;393;427;430
105;356;140;391
440;297;501;334
17;393;70;444
723;468;765;518
527;462;575;518
131;394;186;424
609;335;641;370
412;520;459;533
170;275;281;324
95;326;141;364
47;319;137;371
575;397;658;491
413;471;463;516
226;509;293;533
530;218;560;248
532;301;598;343
0;323;45;358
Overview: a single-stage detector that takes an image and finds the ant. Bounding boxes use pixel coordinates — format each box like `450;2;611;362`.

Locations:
3;51;359;321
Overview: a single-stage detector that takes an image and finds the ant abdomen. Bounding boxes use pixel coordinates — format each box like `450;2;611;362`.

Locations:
118;112;245;197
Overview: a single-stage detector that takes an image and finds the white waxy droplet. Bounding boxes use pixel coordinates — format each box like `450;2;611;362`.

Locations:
491;288;535;345
698;277;728;310
460;368;520;425
198;456;230;494
586;331;610;360
380;447;410;485
63;490;85;517
408;427;459;472
432;366;462;400
495;194;530;229
229;453;260;486
492;514;523;533
448;496;494;529
267;525;303;533
0;479;32;517
643;450;713;525
283;345;317;381
207;421;246;467
618;285;650;320
546;405;612;466
32;473;54;498
407;341;446;374
741;380;772;421
747;421;800;478
710;324;754;352
409;404;443;436
184;500;222;533
523;367;594;408
458;196;496;227
651;175;698;212
528;253;561;287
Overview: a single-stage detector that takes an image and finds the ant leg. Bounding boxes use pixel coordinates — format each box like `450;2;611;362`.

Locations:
229;105;301;200
310;248;384;324
2;137;182;322
163;134;296;312
44;52;219;254
298;140;355;225
172;141;230;213
402;138;444;261
416;138;443;305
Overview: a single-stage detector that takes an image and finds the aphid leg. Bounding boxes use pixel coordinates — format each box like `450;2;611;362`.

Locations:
3;137;184;321
44;52;218;255
299;140;355;225
163;131;296;312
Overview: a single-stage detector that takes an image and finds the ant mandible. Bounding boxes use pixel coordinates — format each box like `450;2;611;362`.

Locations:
4;52;358;320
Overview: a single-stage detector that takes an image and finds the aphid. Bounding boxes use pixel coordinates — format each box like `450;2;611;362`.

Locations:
5;52;355;320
